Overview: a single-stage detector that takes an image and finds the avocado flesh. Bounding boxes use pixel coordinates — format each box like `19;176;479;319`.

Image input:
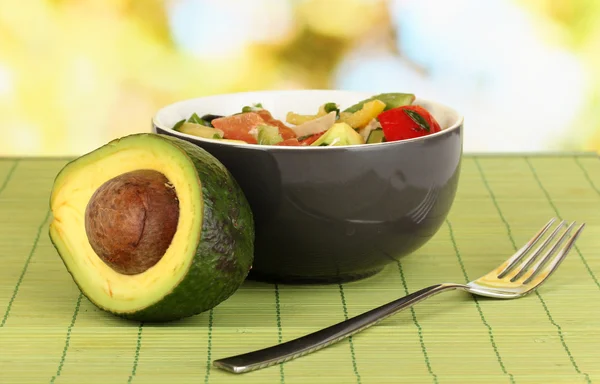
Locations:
49;133;254;322
311;122;365;146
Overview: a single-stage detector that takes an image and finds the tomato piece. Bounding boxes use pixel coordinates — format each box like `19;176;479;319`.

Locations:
276;138;301;146
256;110;297;140
377;105;441;142
211;112;264;144
298;132;325;146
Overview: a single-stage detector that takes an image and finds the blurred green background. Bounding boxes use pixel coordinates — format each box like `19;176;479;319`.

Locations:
1;0;598;156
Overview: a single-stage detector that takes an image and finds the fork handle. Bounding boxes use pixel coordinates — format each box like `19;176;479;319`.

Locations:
213;282;463;374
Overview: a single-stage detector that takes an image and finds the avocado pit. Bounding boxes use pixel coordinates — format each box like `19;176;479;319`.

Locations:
84;169;180;275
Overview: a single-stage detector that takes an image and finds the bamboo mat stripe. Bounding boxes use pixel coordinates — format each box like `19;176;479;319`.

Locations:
0;154;599;384
274;286;285;384
204;310;213;384
476;158;590;383
1;204;51;328
50;293;82;383
577;157;600;195
555;159;600;290
0;159;18;196
527;158;599;287
396;260;438;383
338;283;361;383
129;322;143;383
446;219;515;383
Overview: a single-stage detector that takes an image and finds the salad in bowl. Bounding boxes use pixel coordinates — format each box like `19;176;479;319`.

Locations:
169;93;442;147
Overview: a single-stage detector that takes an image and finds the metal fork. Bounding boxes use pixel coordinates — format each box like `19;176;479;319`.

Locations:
213;218;585;374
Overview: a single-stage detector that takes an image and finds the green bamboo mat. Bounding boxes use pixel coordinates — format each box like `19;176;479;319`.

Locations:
1;154;599;384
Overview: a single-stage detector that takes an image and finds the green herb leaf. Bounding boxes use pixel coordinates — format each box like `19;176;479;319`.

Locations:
187;113;202;124
403;109;430;132
241;103;264;113
187;113;213;127
172;119;186;131
323;102;340;118
297;134;313;141
212;133;221;139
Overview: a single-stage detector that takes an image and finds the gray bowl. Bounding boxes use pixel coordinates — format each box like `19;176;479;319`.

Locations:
152;90;464;283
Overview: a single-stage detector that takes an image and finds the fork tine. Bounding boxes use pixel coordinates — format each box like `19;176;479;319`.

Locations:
509;220;567;282
523;222;585;286
497;217;557;278
517;221;575;282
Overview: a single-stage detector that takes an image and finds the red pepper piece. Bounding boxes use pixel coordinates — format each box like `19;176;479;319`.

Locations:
377;105;441;142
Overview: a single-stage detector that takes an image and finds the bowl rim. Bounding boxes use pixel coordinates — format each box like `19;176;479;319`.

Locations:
152;89;464;151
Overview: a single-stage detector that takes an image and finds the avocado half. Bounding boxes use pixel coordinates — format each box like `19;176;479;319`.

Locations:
49;133;254;322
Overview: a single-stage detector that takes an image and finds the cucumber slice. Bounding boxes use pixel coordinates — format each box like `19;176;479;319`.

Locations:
172;119;186;131
311;123;365;146
257;124;283;145
344;93;415;113
366;128;386;144
175;122;224;139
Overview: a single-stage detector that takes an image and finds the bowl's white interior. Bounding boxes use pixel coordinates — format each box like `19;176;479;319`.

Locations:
152;90;463;148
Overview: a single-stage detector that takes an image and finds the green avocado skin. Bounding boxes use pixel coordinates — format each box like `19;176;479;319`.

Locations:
50;133;255;323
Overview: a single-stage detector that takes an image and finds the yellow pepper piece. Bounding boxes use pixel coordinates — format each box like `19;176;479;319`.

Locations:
339;112;352;121
340;99;386;129
286;112;318;125
286;103;330;125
